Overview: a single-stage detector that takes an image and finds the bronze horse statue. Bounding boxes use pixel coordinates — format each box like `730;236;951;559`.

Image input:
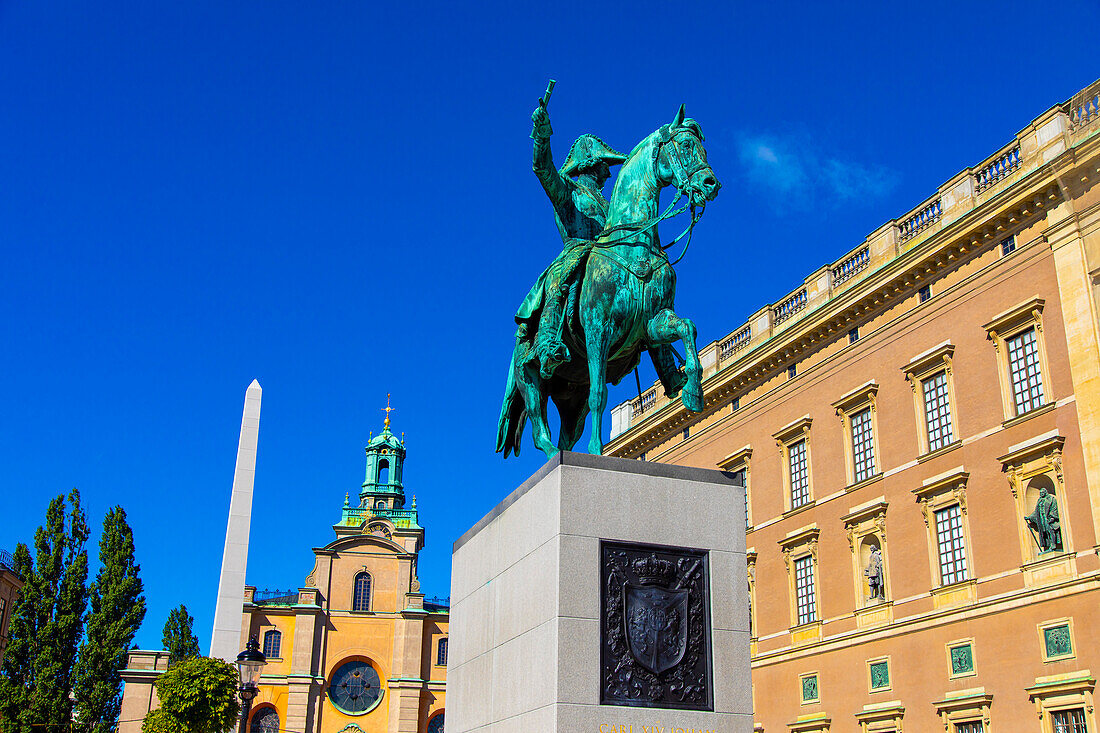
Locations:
498;105;721;458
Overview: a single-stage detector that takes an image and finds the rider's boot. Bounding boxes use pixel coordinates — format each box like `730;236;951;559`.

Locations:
536;292;571;379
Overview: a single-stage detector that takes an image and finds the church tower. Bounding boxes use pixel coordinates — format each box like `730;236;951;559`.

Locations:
359;396;406;513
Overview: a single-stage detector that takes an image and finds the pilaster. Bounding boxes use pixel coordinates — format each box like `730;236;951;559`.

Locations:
1045;198;1100;549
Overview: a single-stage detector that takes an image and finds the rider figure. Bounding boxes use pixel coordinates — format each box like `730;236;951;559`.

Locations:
522;103;627;379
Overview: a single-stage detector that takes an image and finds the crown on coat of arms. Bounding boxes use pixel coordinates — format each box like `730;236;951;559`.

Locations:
632;556;675;586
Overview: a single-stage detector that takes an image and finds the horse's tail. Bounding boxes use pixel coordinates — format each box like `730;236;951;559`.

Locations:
496;342;528;458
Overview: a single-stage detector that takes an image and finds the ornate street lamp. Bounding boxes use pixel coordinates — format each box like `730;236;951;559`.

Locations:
235;635;267;733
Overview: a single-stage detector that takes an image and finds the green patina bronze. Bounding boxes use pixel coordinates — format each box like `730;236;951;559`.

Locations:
497;85;721;458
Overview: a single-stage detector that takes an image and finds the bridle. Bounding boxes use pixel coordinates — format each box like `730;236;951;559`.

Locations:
592;124;711;265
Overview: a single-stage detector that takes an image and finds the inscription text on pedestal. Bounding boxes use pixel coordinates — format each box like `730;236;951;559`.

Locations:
600;541;712;710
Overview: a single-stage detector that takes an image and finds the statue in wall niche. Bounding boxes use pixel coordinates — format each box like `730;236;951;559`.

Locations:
1025;486;1063;553
864;545;885;601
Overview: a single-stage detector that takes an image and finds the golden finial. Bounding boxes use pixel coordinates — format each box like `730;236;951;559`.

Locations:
382;393;395;429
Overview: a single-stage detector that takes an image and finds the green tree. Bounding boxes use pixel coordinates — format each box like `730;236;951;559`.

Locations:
140;656;240;733
74;506;147;733
0;489;89;733
162;604;201;665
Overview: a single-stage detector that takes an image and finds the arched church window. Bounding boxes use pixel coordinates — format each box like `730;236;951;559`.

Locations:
436;638;448;666
353;572;372;612
375;499;387;510
428;712;445;733
329;660;384;714
378;459;390;486
249;706;279;733
262;629;281;659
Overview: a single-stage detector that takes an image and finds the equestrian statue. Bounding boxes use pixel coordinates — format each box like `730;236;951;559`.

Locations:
497;83;721;458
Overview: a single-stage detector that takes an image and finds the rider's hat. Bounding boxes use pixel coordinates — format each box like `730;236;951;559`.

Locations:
560;134;628;176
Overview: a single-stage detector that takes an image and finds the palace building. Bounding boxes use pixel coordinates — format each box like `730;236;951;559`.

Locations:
607;80;1100;733
121;415;448;733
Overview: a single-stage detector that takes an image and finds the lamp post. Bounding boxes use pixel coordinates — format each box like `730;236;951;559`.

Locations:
235;635;267;733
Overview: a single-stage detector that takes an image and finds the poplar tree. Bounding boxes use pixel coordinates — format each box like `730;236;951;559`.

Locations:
162;604;201;664
0;489;89;733
74;506;146;733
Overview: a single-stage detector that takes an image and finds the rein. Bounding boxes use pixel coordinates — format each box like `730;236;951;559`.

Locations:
590;126;707;264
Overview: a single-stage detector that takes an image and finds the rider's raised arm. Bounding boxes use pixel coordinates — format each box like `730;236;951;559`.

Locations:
531;106;571;210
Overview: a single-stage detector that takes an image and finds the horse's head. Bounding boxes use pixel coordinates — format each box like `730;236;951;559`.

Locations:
654;104;721;208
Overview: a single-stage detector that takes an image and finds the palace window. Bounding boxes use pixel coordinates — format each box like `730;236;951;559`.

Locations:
436;638;448;666
851;409;875;482
353;572;372;612
790;441;810;508
774;418;813;512
1007;327;1045;415
955;720;985;733
788;364;797;380
849;327;860;343
903;343;958;456
262;629;281;659
984;297;1051;422
720;445;753;529
794;555;817;625
1001;234;1017;255
936;504;969;585
833;382;880;486
934;689;992;733
779;526;820;636
1050;709;1088;733
924;371;955;451
919;284;932;302
914;471;975;604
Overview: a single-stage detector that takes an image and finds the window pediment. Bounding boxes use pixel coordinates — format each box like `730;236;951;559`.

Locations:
719;445;753;470
983;296;1045;336
831;382;879;415
773;416;812;445
901;342;955;380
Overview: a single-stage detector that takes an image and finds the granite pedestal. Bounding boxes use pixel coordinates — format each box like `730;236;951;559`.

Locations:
448;452;751;733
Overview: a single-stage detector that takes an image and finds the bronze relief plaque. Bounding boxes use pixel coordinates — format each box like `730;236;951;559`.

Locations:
600;541;712;710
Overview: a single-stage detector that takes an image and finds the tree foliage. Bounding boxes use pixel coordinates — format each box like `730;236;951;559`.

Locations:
140;656;240;733
162;604;201;665
73;506;147;733
0;489;89;733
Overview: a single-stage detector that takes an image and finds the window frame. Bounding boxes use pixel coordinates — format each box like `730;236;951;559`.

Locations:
913;470;977;605
779;526;821;637
436;637;449;667
718;445;752;530
902;342;959;457
262;628;282;660
352;571;373;613
774;417;814;513
1025;672;1096;733
832;382;881;488
933;690;993;733
983;297;1052;423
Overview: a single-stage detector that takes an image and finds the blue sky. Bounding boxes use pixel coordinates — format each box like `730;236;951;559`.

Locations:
2;0;1097;651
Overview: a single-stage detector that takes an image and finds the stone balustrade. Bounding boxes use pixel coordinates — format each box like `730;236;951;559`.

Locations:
976;144;1021;193
898;197;943;242
608;79;1100;441
720;325;753;360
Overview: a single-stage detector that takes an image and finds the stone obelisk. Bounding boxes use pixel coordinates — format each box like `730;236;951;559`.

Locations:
210;379;262;662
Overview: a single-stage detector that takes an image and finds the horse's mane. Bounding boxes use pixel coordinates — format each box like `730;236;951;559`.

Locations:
622;119;706;164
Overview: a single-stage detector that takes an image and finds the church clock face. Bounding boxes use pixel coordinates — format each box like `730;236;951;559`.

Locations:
329;660;383;714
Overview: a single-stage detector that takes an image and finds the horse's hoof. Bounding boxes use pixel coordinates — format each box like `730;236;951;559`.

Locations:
682;384;704;412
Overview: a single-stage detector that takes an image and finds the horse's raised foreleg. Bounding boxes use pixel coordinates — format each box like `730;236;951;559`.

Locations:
519;359;558;458
646;309;704;412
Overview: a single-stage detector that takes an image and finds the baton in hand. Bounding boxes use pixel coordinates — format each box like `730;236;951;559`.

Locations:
539;79;556;109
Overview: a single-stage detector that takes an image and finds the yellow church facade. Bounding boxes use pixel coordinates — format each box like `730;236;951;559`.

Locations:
120;416;448;733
